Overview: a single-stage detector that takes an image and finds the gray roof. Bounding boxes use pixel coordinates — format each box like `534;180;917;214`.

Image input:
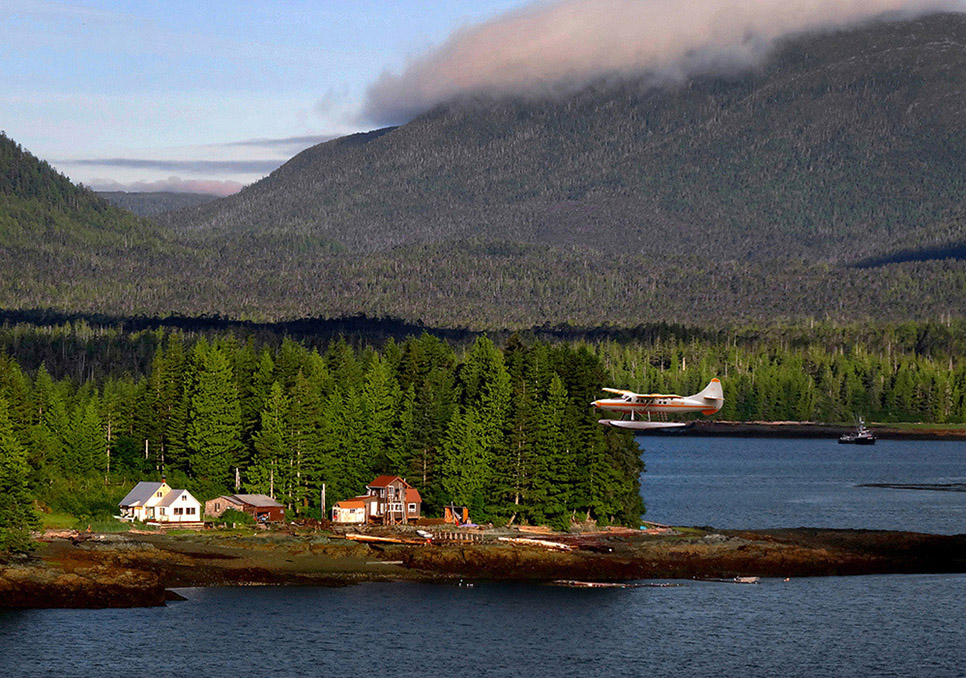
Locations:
213;495;245;505
230;494;284;508
119;481;165;507
158;488;197;507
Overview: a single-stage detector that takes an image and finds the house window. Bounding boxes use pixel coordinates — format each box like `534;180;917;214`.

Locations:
408;503;417;513
157;491;162;497
159;508;165;515
174;508;182;515
392;503;402;512
187;507;195;515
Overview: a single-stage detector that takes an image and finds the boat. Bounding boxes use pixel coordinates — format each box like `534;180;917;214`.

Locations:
839;418;876;445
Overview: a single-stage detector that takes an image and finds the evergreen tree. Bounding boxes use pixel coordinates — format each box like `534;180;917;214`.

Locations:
437;409;491;515
247;381;288;500
66;396;107;476
185;341;242;494
360;354;400;473
0;397;39;553
528;374;574;528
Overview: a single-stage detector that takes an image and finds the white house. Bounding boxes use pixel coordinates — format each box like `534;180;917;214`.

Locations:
118;481;202;525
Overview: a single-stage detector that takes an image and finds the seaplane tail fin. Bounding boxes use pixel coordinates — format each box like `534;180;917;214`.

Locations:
694;378;724;413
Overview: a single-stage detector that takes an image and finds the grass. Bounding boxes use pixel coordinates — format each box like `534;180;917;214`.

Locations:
75;518;132;533
38;512;132;533
40;512;76;529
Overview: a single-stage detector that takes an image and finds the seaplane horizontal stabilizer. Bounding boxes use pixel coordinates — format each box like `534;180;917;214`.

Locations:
597;420;690;430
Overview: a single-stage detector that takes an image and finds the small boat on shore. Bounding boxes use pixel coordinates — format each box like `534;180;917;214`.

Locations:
552;580;683;589
839;418;876;445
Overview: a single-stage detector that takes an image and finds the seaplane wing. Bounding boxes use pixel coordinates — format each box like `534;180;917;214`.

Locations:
601;387;635;396
598;420;691;430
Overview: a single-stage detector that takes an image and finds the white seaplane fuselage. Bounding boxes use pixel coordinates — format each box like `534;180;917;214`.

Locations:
592;378;723;430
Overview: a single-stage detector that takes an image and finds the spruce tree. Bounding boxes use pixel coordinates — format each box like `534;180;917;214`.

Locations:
186;342;242;493
67;396;107;476
247;381;288;500
0;397;39;553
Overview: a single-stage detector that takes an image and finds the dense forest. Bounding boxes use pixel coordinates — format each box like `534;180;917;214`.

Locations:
97;191;220;217
0;327;647;552
3;318;966;552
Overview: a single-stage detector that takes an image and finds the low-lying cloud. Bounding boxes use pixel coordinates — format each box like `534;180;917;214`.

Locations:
66;157;283;175
218;134;339;151
87;177;244;197
363;0;957;124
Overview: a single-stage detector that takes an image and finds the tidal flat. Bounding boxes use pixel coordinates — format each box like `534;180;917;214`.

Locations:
2;526;963;609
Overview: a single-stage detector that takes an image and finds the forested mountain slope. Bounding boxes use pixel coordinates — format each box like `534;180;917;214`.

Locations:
98;191;219;217
3;14;966;328
167;13;966;264
0;132;178;316
0;133;164;255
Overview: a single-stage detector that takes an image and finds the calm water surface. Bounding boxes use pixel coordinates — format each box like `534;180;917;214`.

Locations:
2;577;964;677
638;437;966;533
2;437;963;677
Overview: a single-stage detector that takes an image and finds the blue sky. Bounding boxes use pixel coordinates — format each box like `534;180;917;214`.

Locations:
2;0;528;193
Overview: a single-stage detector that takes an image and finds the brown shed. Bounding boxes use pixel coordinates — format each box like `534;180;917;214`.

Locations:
206;494;286;523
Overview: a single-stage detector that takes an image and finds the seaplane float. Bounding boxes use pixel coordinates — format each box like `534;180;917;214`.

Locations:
592;378;724;430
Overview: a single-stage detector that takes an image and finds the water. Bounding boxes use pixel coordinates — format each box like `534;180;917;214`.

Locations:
1;577;964;677
2;438;964;677
639;437;966;534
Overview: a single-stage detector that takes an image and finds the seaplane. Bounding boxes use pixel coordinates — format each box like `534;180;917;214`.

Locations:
592;378;724;430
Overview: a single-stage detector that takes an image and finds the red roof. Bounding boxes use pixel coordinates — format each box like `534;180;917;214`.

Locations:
367;475;413;489
335;495;374;508
406;487;422;503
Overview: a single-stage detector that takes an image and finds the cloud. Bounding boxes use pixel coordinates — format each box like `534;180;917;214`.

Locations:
64;157;283;174
86;177;244;197
217;134;338;151
362;0;957;124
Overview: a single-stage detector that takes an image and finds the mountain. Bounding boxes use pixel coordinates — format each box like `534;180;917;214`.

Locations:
0;133;162;252
97;191;220;217
0;132;178;313
3;13;966;328
166;13;966;266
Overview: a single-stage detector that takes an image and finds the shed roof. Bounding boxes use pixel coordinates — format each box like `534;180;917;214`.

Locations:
335;498;366;509
119;481;165;507
230;494;284;508
406;487;422;503
212;495;245;506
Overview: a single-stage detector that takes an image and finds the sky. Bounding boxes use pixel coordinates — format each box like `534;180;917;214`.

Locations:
3;0;960;195
1;0;527;194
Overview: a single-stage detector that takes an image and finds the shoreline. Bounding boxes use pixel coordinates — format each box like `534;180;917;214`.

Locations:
2;526;963;609
646;420;966;439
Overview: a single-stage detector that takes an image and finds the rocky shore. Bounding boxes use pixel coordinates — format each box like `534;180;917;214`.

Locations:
2;526;963;609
